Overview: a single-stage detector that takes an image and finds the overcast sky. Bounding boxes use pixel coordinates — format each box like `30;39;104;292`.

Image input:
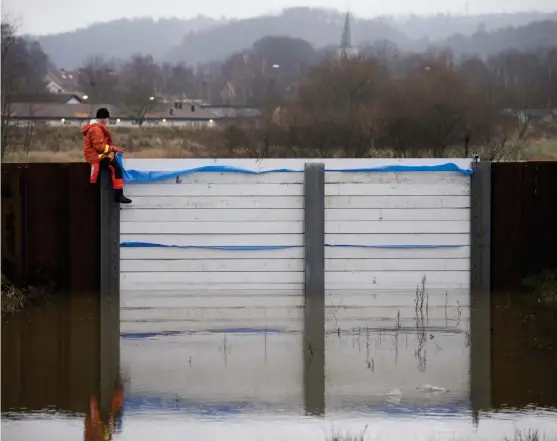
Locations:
4;0;556;35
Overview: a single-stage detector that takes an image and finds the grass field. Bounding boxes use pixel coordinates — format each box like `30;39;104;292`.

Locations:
2;126;556;162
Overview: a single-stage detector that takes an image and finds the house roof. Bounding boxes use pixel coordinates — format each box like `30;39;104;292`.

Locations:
45;69;82;93
6;103;223;120
8;103;120;119
203;105;261;118
11;93;84;104
147;105;218;120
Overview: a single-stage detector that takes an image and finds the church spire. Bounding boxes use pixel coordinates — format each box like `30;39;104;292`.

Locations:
339;12;357;59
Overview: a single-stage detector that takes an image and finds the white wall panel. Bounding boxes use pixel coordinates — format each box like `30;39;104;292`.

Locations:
325;195;470;209
121;259;304;272
325;208;469;221
126;183;303;197
121;221;302;235
323;161;471;293
121;208;304;222
120;152;471;415
325;221;470;234
122;196;303;209
324;183;468;196
325;234;470;246
120;158;472;357
121;247;304;260
325;246;470;259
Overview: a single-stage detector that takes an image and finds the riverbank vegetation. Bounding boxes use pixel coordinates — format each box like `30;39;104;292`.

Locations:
523;269;557;309
326;428;555;441
1;272;56;315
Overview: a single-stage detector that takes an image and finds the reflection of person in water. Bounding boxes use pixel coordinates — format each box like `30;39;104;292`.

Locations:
110;378;124;434
84;396;107;441
84;379;124;441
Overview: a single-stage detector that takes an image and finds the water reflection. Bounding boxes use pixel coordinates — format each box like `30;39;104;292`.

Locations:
2;289;557;441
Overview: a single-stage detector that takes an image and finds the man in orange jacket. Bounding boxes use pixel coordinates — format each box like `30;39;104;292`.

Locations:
82;108;132;204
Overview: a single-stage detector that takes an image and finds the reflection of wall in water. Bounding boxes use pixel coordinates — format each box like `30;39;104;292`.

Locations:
1;295;100;413
491;292;557;409
120;289;471;412
325;288;470;409
121;331;304;410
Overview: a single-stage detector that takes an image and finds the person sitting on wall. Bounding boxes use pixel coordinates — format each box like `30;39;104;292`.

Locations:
82;108;132;204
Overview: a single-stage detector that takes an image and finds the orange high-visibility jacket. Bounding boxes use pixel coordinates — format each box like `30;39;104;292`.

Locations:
82;123;114;164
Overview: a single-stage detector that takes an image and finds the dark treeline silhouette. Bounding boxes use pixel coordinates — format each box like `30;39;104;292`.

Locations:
218;45;557;159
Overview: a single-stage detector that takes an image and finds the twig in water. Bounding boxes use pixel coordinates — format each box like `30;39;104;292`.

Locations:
444;290;449;328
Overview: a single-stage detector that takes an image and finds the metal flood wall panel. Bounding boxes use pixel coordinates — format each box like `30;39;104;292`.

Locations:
323;158;472;294
119;158;308;334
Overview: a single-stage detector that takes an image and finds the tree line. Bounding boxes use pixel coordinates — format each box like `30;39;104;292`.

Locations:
215;36;557;159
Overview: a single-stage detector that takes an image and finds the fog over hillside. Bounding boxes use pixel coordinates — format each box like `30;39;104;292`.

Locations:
31;8;557;69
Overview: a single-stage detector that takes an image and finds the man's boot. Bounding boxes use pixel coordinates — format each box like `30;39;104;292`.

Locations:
114;189;132;204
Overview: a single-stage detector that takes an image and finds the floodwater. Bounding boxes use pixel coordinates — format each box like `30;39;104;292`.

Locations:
2;290;557;441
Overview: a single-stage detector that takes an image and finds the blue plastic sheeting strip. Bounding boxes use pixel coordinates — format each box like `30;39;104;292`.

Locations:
327;162;472;175
115;155;472;183
325;244;463;249
115;154;301;183
120;242;462;249
120;242;297;250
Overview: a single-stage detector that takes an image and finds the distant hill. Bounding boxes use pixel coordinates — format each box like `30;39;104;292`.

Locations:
165;8;408;65
32;8;557;69
438;20;557;57
382;11;557;41
35;16;226;69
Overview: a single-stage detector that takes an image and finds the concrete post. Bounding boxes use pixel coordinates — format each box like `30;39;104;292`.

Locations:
303;162;325;416
99;165;121;418
470;161;492;412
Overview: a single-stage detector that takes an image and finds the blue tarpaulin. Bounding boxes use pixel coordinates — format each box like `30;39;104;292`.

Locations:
115;155;472;183
117;156;470;250
121;242;463;249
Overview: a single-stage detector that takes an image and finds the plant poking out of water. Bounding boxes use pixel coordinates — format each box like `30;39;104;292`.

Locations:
504;429;554;441
1;273;27;315
1;270;56;315
522;269;557;308
327;424;369;441
414;275;428;372
414;275;428;317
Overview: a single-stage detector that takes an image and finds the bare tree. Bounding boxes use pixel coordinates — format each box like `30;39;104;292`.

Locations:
158;62;196;98
78;55;119;105
1;16;48;158
118;54;160;124
294;56;392;157
1;18;18;158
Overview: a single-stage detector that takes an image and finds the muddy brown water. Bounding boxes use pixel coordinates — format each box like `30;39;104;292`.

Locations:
2;290;557;441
